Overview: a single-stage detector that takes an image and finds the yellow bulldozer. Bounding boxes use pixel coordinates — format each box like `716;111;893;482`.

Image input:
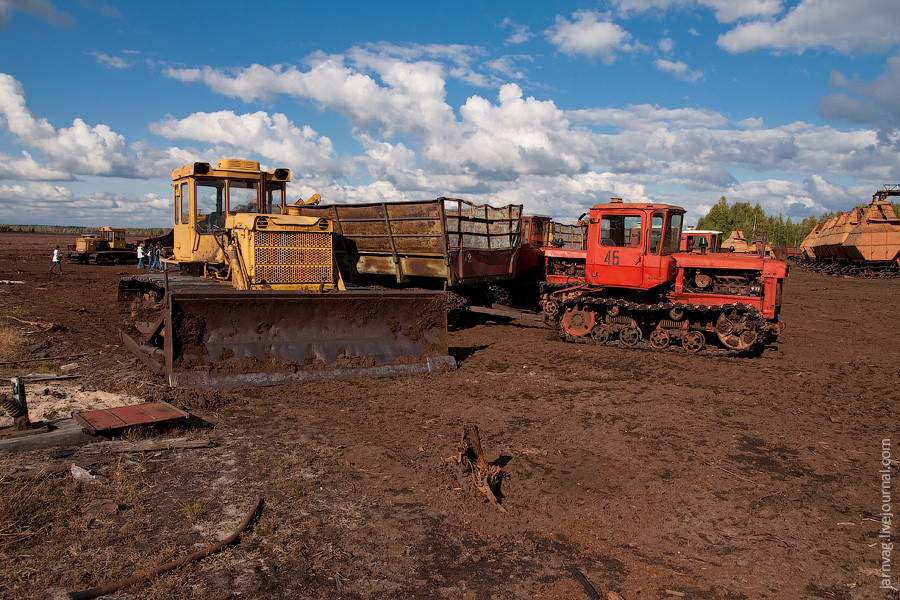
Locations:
118;159;453;388
68;227;136;264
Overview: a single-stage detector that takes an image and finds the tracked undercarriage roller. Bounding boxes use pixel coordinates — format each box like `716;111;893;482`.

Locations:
557;297;777;355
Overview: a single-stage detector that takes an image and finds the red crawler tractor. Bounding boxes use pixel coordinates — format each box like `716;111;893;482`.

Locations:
542;198;787;354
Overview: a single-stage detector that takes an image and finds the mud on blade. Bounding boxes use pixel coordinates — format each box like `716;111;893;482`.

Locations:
121;289;455;388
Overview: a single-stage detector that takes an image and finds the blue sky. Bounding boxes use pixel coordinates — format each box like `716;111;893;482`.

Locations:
0;0;899;227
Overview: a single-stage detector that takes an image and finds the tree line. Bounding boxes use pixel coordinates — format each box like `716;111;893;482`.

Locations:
0;224;169;236
696;196;900;248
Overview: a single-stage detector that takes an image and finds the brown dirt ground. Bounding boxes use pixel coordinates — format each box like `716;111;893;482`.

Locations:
0;232;898;600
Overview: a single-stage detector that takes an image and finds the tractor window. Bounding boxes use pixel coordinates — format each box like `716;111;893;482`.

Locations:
263;184;284;214
179;183;190;225
664;213;683;254
600;214;642;248
196;180;225;234
228;180;259;214
650;212;664;255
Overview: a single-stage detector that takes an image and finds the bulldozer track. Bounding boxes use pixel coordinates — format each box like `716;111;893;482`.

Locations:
554;295;777;356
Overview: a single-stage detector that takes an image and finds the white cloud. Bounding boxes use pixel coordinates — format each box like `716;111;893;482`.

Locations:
484;55;532;80
699;0;783;23
149;110;344;176
654;58;703;82
0;182;170;226
544;10;634;64
0;150;72;180
0;73;136;176
658;37;674;53
500;17;534;45
2;32;898;229
88;51;133;69
166;50;459;138
818;55;900;144
712;176;864;218
160;46;900;223
717;0;900;54
569;104;730;130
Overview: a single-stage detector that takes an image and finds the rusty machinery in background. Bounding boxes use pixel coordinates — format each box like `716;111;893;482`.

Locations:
119;160;793;389
117;159;455;388
798;184;900;278
540;198;788;355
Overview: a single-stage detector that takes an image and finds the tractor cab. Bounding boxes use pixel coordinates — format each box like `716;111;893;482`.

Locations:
680;229;722;254
584;198;684;290
171;159;291;265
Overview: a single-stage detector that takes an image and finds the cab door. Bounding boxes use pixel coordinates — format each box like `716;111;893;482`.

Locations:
642;212;668;287
172;180;193;262
588;212;644;288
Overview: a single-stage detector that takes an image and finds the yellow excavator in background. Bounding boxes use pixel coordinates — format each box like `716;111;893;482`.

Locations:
118;159;453;388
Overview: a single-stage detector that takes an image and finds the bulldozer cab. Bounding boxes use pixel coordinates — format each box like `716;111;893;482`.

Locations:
76;227;128;253
585;199;684;290
172;159;289;264
98;227;128;249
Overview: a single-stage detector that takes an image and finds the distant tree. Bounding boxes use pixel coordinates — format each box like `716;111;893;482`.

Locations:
696;197;822;247
696;196;736;239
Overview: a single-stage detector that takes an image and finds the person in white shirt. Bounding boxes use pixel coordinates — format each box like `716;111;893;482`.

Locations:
49;245;62;274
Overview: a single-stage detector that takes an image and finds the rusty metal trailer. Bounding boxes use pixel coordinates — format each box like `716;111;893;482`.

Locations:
798;184;900;277
291;198;523;287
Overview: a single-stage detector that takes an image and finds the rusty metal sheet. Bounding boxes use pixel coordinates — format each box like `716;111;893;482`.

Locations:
451;249;518;283
73;401;188;434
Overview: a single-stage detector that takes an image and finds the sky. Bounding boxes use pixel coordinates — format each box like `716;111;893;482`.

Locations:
0;0;899;228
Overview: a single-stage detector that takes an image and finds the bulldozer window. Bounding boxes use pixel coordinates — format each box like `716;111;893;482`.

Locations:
600;214;642;248
196;180;225;234
650;212;664;255
228;180;259;214
179;183;190;224
263;185;284;214
664;213;683;254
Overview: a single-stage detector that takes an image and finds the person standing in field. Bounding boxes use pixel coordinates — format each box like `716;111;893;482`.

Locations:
49;245;62;274
157;242;168;271
136;242;145;268
148;242;160;272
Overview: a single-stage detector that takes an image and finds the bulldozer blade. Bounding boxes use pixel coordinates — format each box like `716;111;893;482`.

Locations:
124;289;455;388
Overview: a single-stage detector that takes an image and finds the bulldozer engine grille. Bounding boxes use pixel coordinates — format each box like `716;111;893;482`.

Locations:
253;231;333;284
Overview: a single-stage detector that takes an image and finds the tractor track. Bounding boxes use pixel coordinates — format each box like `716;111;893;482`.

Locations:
553;295;778;356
